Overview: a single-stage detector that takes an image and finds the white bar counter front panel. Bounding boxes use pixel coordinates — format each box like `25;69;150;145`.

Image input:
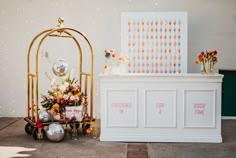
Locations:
100;74;223;143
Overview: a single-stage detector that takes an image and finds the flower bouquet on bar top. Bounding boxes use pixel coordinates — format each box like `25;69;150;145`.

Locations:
195;50;218;74
103;49;129;74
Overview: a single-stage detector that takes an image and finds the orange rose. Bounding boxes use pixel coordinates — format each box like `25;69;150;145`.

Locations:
50;109;57;115
198;54;203;62
58;94;63;99
52;103;59;110
76;92;82;97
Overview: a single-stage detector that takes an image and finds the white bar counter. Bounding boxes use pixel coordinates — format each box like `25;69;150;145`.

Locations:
100;73;223;143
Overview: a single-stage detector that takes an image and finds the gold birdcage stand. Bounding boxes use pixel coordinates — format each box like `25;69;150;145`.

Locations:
24;18;94;140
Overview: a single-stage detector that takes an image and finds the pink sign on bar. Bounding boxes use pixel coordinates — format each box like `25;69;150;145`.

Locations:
112;103;132;114
194;103;205;115
156;102;165;114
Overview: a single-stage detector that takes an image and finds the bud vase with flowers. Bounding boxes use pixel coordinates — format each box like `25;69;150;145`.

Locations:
103;49;129;74
195;50;218;74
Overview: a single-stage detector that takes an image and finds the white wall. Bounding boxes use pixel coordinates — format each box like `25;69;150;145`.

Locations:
0;0;235;117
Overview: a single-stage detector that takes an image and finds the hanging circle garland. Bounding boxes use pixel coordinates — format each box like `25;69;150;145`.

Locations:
52;59;69;77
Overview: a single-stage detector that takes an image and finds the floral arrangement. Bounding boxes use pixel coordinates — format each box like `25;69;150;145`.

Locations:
195;50;218;74
41;73;84;115
103;49;129;74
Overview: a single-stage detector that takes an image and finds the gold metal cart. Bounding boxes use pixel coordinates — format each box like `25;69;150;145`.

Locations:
24;18;94;140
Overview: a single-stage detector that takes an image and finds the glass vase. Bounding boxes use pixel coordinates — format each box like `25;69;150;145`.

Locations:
120;63;127;73
111;63;120;74
64;123;71;139
201;62;214;74
71;122;78;140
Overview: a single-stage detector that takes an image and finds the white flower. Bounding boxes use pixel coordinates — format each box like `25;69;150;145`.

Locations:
70;96;75;101
63;94;69;100
59;85;66;92
49;95;54;100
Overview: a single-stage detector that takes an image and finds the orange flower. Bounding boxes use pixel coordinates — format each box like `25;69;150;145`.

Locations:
198;54;204;62
50;103;60;115
50;109;57;115
118;56;124;62
52;103;59;109
76;92;82;97
86;127;93;134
